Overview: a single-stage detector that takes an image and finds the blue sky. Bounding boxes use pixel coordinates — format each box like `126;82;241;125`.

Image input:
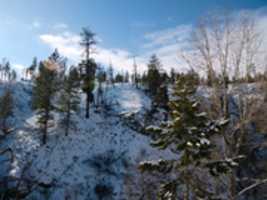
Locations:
0;0;267;74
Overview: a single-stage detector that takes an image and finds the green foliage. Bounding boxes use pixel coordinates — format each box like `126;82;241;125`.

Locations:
29;57;38;72
146;55;162;96
79;28;97;119
32;62;58;144
114;73;124;83
170;68;176;84
154;84;169;110
58;67;81;136
142;74;229;199
82;77;95;93
96;68;106;83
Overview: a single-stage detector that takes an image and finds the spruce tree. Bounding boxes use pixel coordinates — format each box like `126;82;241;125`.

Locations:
146;55;161;96
32;61;58;145
79;28;97;118
170;68;176;84
0;88;13;134
48;49;66;80
108;63;114;86
4;61;10;81
154;84;169;111
58;67;80;136
27;57;38;79
141;74;230;199
115;73;124;83
133;57;139;88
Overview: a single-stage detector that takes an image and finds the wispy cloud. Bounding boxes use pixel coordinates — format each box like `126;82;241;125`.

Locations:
39;6;267;75
141;24;192;72
39;32;146;73
142;7;267;73
143;24;192;48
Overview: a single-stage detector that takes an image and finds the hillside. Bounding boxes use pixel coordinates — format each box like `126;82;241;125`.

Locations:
0;82;171;200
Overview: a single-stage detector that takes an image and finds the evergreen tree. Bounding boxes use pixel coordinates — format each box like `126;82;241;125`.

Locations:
141;74;230;199
32;61;58;145
0;88;13;133
27;57;38;79
48;49;66;79
108;63;114;86
4;61;10;81
79;28;97;118
146;55;162;96
133;57;139;88
140;72;147;88
115;73;124;83
170;68;176;84
154;84;169;111
58;67;80;136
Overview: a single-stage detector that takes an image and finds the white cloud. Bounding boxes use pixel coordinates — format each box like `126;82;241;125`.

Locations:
39;24;190;74
39;32;146;74
40;32;81;60
142;7;267;73
144;25;192;48
39;7;267;75
142;24;192;72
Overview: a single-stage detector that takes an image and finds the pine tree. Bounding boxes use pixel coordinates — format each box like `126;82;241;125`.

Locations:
0;88;13;133
79;28;97;118
26;57;38;79
115;73;124;83
108;63;114;86
146;55;162;96
4;61;10;81
133;57;139;88
154;84;169;111
140;74;230;199
170;68;176;84
32;61;58;145
58;67;80;136
48;49;66;80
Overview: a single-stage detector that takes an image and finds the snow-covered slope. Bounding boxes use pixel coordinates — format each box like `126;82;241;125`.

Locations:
104;84;151;115
1;82;171;200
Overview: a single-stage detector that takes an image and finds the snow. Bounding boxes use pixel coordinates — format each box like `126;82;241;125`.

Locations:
0;82;171;200
104;83;151;115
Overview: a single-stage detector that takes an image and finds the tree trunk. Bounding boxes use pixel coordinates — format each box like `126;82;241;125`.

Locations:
65;107;71;136
43;120;47;145
85;92;90;118
42;109;49;145
229;170;237;200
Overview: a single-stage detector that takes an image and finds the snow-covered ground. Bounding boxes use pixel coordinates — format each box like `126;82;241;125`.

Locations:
104;83;151;115
1;82;171;200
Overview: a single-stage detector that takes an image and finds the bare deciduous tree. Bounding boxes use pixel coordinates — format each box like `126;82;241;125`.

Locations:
182;11;266;200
